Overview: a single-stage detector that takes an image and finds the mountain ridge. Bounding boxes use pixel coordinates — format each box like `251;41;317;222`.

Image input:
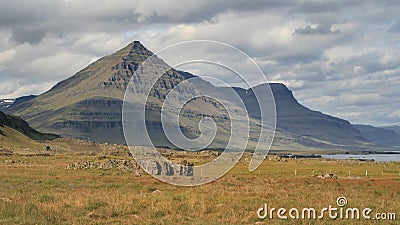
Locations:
355;124;400;147
4;41;388;151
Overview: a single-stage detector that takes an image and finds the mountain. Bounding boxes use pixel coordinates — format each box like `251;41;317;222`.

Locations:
0;111;59;141
11;95;36;107
0;99;15;109
382;125;400;135
1;95;36;111
3;41;385;151
354;125;400;147
236;84;368;148
4;41;217;145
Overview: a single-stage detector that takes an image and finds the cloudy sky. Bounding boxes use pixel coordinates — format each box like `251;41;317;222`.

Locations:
0;0;399;126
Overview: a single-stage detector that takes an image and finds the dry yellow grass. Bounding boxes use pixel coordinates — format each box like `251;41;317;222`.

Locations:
0;153;399;224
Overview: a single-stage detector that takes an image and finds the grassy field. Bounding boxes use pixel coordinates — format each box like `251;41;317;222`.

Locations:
0;151;399;224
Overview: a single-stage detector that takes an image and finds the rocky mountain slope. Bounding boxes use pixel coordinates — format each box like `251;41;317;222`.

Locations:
4;41;385;151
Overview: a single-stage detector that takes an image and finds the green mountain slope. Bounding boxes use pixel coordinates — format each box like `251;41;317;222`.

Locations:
0;111;59;152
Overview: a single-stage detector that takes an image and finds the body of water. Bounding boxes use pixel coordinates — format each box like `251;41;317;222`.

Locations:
321;153;400;162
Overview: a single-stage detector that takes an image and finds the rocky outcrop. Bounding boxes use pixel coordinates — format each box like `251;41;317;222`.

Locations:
67;158;194;176
67;159;140;172
139;159;194;176
176;160;194;176
140;159;175;176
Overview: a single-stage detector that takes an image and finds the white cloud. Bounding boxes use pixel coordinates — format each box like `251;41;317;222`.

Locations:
0;79;55;99
0;49;16;68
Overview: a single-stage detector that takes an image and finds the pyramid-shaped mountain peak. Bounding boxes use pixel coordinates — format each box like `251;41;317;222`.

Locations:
108;40;169;76
114;41;154;60
130;41;151;54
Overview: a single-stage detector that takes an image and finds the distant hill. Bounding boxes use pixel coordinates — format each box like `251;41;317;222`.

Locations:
382;125;400;135
3;41;388;151
0;99;14;109
11;95;36;107
354;124;400;147
1;95;36;111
